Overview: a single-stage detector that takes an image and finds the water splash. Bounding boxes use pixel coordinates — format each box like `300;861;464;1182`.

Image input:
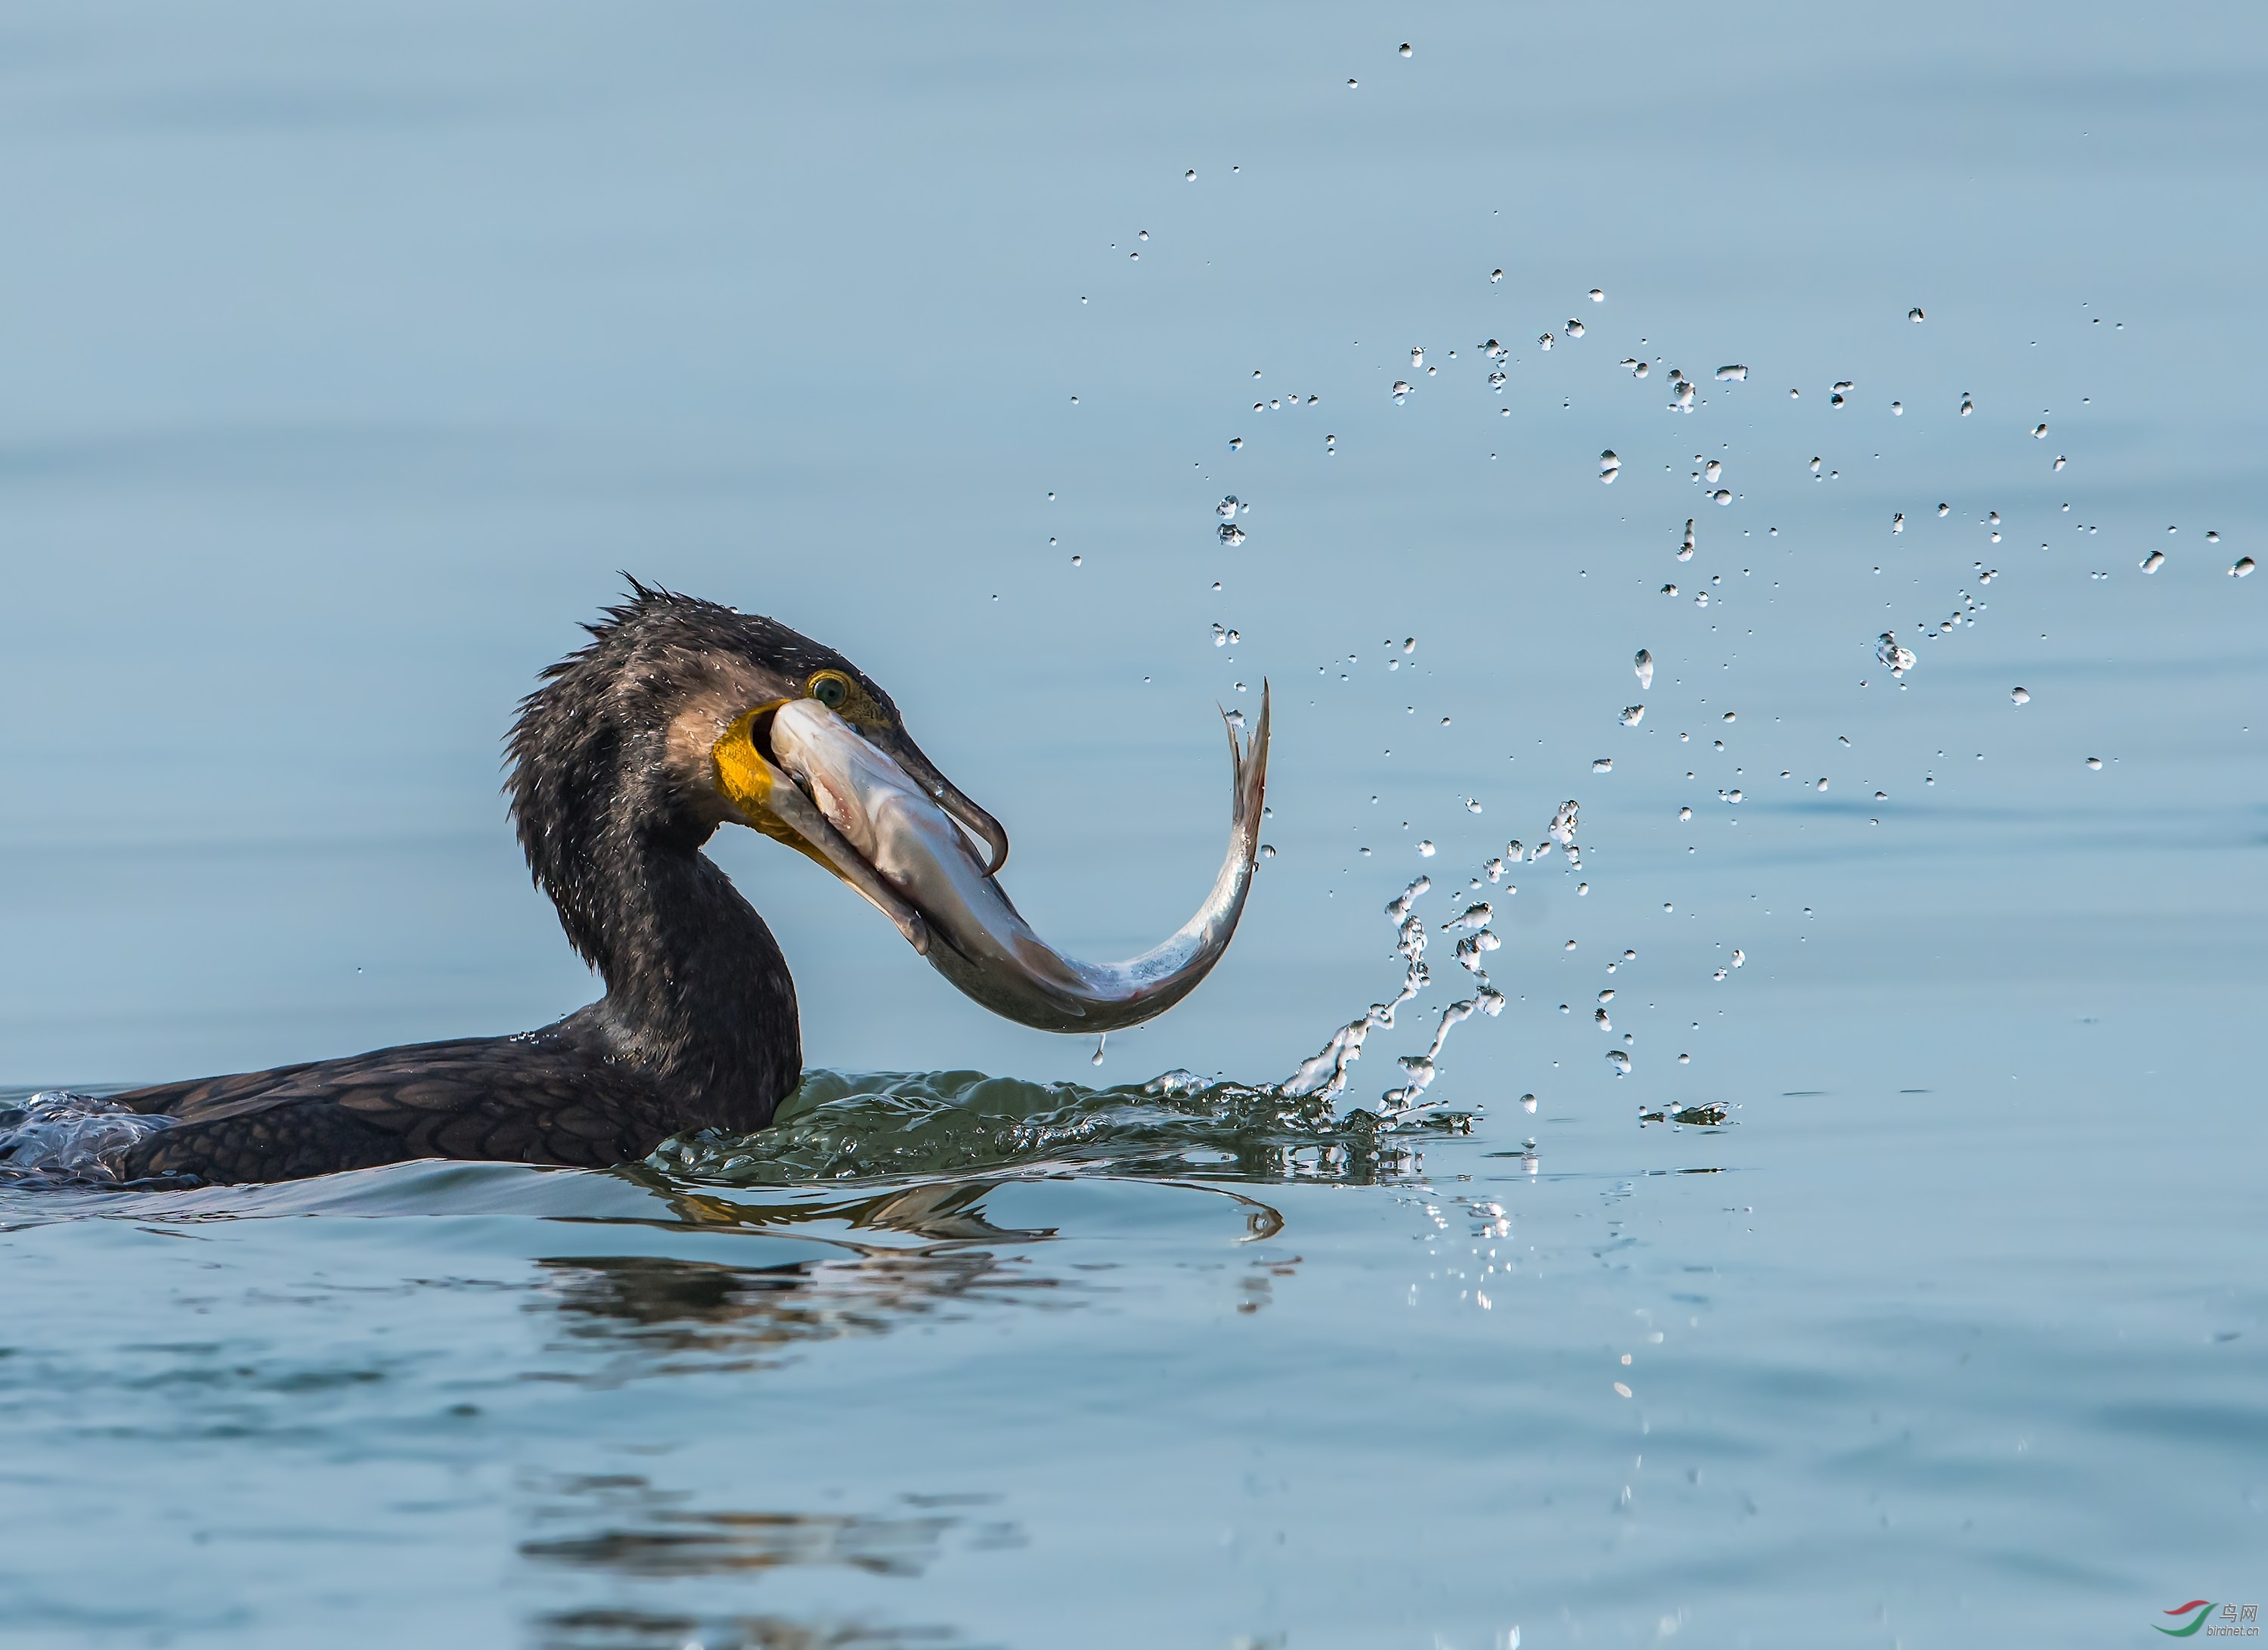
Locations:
0;1092;172;1184
658;1067;1454;1191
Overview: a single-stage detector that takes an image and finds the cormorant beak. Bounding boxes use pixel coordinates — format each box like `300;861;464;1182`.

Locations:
738;690;1271;1035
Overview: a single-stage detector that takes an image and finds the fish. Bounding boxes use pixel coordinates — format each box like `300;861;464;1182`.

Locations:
767;689;1269;1031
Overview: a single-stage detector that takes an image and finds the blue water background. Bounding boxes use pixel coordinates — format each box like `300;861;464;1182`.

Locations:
2;3;2264;1645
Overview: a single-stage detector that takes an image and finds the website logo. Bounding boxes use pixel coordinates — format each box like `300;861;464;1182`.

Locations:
2157;1601;2260;1638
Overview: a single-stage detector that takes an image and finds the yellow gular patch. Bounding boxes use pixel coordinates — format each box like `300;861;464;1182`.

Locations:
712;703;833;870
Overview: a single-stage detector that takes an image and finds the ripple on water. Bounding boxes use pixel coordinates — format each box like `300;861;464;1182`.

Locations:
656;1067;1465;1190
0;1091;171;1186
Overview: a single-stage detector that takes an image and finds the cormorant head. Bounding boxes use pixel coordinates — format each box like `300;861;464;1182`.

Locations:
512;581;1269;1035
508;582;1002;963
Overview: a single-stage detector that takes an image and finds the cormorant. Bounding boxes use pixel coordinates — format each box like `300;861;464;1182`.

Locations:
98;585;1268;1186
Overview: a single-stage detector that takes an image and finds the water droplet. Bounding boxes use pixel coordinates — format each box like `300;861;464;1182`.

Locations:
1212;623;1228;646
1634;648;1655;689
1712;489;1732;506
1892;401;1904;416
1815;777;1827;791
1678;520;1696;561
1594;1008;1613;1031
2011;686;2031;705
1465;797;1484;814
1599;450;1622;482
1217;495;1241;518
1491;268;1504;283
1712;968;1727;982
1678;805;1693;820
2085;756;2103;771
1442;901;1495;942
1714;364;1748;382
2208;531;2221;543
1810;457;1823;476
1228;436;1242;449
1550;801;1579;846
1591;288;1605;302
1892;513;1905;534
1391;380;1412;403
2053;454;2067;471
1566;320;1585;338
1620;704;1645;727
1592;757;1613;774
1960;397;1975;416
1347;77;1359;88
1218;523;1245;546
2234;557;2257;578
1876;632;1916;678
1606;1050;1631;1075
1909;306;1926;323
1185;169;1197;181
2032;422;2049;439
1092;1035;1107;1066
1409;346;1424;369
1070;554;1082;566
1399;41;1413;57
1731;949;1745;967
1418;839;1436;857
1260;842;1276;858
1662;583;1680;596
1522;1092;1538;1112
1704;459;1723;485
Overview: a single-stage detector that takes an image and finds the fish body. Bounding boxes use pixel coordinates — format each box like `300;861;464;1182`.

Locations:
769;691;1269;1031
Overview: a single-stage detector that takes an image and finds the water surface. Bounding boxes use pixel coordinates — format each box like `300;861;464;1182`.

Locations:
2;2;2264;1645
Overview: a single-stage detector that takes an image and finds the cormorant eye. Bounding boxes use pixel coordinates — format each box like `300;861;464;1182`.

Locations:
810;674;850;710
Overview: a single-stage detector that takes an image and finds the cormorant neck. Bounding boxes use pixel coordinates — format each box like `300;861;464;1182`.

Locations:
581;833;802;1134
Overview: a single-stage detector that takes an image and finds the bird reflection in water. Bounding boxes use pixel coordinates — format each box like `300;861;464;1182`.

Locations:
504;1177;1087;1649
531;1177;1086;1374
524;1472;1015;1650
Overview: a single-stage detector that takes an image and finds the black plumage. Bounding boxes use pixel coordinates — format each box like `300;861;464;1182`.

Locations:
109;584;977;1186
